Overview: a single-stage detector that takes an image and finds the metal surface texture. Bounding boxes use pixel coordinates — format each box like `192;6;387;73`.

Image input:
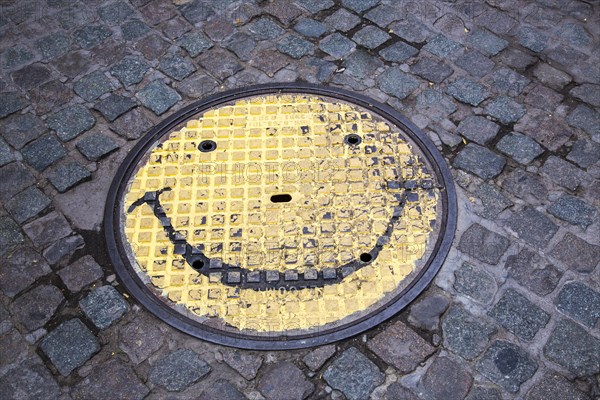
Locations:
104;83;457;349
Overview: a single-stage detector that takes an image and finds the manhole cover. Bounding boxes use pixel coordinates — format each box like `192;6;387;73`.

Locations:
105;83;457;349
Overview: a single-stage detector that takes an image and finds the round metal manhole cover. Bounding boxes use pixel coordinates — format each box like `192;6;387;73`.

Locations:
105;83;457;349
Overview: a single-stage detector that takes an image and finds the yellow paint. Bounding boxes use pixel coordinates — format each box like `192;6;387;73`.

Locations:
123;94;439;333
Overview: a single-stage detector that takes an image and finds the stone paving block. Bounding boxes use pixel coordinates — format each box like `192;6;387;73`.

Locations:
135;33;170;60
423;34;462;58
458;224;510;265
525;373;591;400
0;162;36;203
442;306;496;360
389;19;432;44
524;84;563;112
111;107;154;140
367;321;434;373
567;139;600;168
352;25;390;50
475;8;516;35
0;358;60;399
454;50;494;78
548;195;596;228
379;42;418;63
476;340;537;393
497;48;536;70
136;80;181;115
517;26;548;52
98;1;134;25
257;361;314;400
74;71;114;102
456;115;499;145
570;83;600;108
74;25;112;49
3;46;34;69
247;49;290;78
540;156;585;191
533;63;572;90
294;18;326;38
567;104;599;137
324;9;360;32
161;16;192;39
364;4;402;27
21;135;67;171
110;56;150;86
384;383;418;400
295;0;334;14
263;0;302;25
200;379;245;400
76;133;120;161
556;282;600;328
277;35;315;59
453;143;506;179
11;64;52;90
0;139;13;167
342;50;383;79
544;319;600;377
223;33;255;62
467;29;508;55
0;247;49;298
485;68;530;97
324;347;383;400
484;96;525;124
551;233;600;273
223;350;263;380
94;94;136;122
178;0;215;24
453;263;497;304
506;249;562;296
178;31;213;57
376;67;419;99
303;345;336;371
342;0;380;13
80;285;129;329
118;313;164;364
40;318;99;375
496;132;543;164
473;183;513;218
0;92;28;119
489;288;550;340
319;33;356;59
0;113;46;149
150;349;211;391
446;77;490;106
416;89;457;115
11;285;64;331
73;358;149;399
158;52;196;81
5;186;51;224
198;48;243;80
0;216;23;257
466;386;503;400
47;105;96;142
420;356;473;400
176;72;219;98
407;293;450;330
121;20;151;41
410;57;453;84
43;234;85;266
49;162;92;193
58;255;103;292
37;33;71;59
29;79;74;115
248;17;285;40
506;207;558;248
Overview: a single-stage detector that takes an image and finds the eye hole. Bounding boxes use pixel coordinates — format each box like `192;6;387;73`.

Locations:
192;260;205;270
344;134;362;146
198;140;217;152
270;194;292;203
360;253;373;262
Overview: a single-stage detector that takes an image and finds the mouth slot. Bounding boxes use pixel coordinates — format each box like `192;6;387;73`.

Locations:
270;194;292;203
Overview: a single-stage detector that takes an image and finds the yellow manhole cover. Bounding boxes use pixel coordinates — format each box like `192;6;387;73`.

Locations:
105;84;456;349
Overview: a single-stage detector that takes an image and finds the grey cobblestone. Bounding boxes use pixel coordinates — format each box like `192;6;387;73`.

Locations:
11;64;52;90
0;216;24;257
517;27;548;53
484;96;525;125
94;94;137;122
324;347;383;400
296;0;334;14
110;56;150;86
379;42;418;63
556;282;600;328
319;33;356;59
458;223;510;265
149;349;210;391
453;263;497;304
3;46;34;69
485;68;530;97
567;104;600;137
453;143;506;179
454;50;494;78
0;139;13;167
47;105;96;142
158;52;196;81
74;25;112;49
376;67;419;99
73;358;149;399
5;186;51;224
389;19;432;44
0;92;28;118
456;116;499;145
74;71;114;102
48;162;92;193
76;133;120;161
303;345;335;371
446;78;490;106
423;34;462;58
342;0;380;13
0;247;49;298
277;35;315;59
40;319;99;375
223;350;263;380
37;33;71;59
11;285;64;331
476;341;537;393
110;108;154;140
567;139;600;168
342;50;383;79
489;288;550;340
324;9;361;32
544;319;600;377
118;313;164;364
408;292;449;330
0;359;60;399
294;18;327;38
80;285;129;329
258;361;314;400
198;48;242;80
136;80;181;115
21;135;67;171
506;207;558;248
410;57;453;84
30;80;74;115
0;113;46;150
99;1;134;25
42;234;85;266
473;183;513;218
496;132;543;164
121;20;151;41
570;84;600;108
525;373;591;400
352;25;390;50
58;255;103;292
467;29;508;55
442;306;496;360
506;249;562;296
525;84;563;112
540;156;586;191
420;356;473;400
550;233;600;273
0;163;35;202
548;195;597;228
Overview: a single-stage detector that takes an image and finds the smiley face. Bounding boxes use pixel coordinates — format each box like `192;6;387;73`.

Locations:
122;94;440;334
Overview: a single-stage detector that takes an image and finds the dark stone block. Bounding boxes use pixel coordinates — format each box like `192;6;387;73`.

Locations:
446;78;490;106
110;56;150;86
0;163;36;203
476;341;537;392
0;247;49;298
484;96;525;124
379;42;418;63
388;19;432;43
42;234;85;266
411;57;453;84
442;306;496;360
94;94;136;122
377;67;419;99
0;216;24;257
222;349;263;380
453;263;497;303
467;29;508;55
365;4;402;28
0;139;13;167
353;25;390;50
0;113;45;150
407;293;450;330
47;105;96;141
456;116;499;145
74;71;114;102
556;282;600;328
29;79;73;115
121;20;151;41
489;288;550;340
502;169;548;202
58;255;103;292
3;46;34;69
324;347;383;400
570;83;600;108
548;195;596;228
76;133;119;160
540;156;586;191
506;249;562;296
178;32;213;57
98;1;133;25
455;50;494;77
79;285;129;329
200;379;245;400
11;64;52;90
319;33;356;59
302;345;335;371
178;0;215;24
37;33;71;59
551;233;600;273
0;92;28;118
496;132;543;164
294;18;327;38
544;319;600;377
506;207;558;248
198;48;242;80
473;183;513;218
423;34;462;58
453;143;506;179
136;80;181;115
11;285;64;331
248;17;285;40
420;356;473;400
21;135;67;171
0;359;60;399
517;26;548;52
525;373;591;400
72;358;149;399
5;186;51;224
324;9;361;33
48;162;91;193
342;0;380;13
149;349;211;391
74;25;112;49
110;108;154;140
134;33;169;60
567;139;600;168
342;50;383;80
567;104;599;137
158;53;196;81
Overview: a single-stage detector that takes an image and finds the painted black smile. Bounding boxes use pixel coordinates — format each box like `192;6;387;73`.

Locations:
128;187;412;290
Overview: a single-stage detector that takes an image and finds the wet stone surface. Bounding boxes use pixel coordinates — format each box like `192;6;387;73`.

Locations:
324;347;384;400
476;341;538;393
149;349;211;392
79;285;129;329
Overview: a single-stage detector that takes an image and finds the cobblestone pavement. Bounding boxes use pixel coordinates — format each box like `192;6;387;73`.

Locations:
1;0;599;399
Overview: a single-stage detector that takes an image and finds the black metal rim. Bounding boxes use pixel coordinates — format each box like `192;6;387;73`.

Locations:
104;83;458;350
